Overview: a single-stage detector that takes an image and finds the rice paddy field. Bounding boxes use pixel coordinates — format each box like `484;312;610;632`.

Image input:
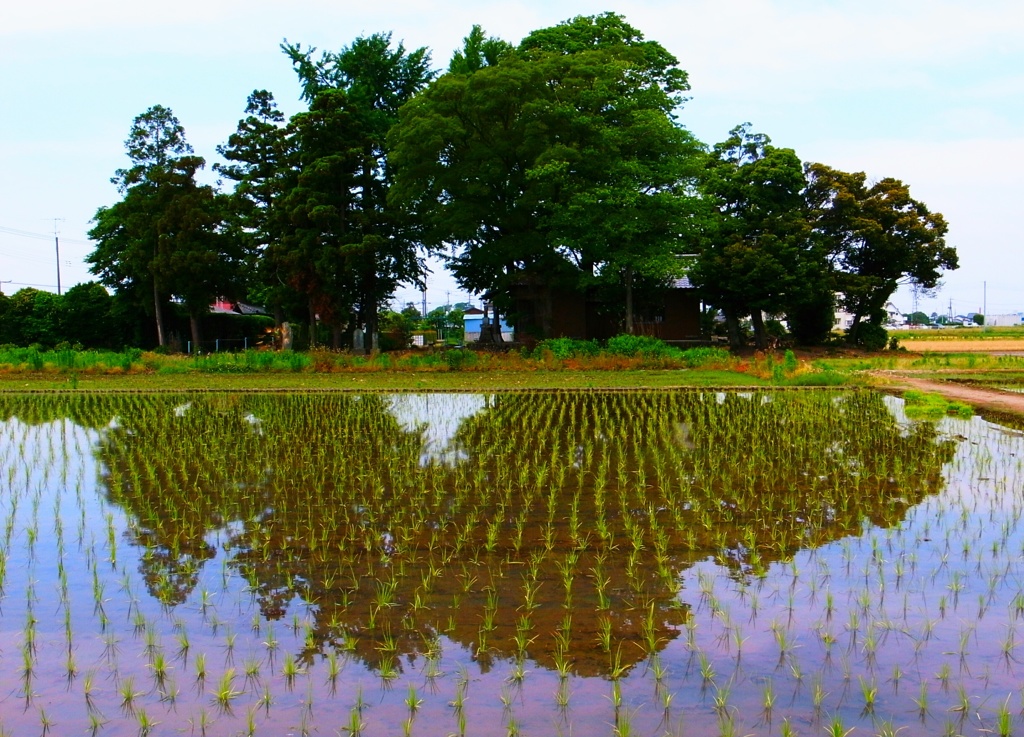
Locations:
1;389;1023;736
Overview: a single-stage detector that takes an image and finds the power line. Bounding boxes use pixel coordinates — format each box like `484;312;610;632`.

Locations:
0;224;91;246
4;281;61;290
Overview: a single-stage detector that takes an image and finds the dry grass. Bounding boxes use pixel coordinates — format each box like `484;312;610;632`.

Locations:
899;339;1024;352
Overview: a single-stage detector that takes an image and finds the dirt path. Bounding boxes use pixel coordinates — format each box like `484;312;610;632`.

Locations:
871;371;1024;416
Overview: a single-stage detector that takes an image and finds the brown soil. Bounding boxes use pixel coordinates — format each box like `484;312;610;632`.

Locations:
872;370;1024;416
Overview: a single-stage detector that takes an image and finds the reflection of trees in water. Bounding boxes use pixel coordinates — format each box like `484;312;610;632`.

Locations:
0;390;959;678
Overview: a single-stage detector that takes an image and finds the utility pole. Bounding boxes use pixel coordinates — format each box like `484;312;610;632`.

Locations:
983;281;987;330
49;218;65;295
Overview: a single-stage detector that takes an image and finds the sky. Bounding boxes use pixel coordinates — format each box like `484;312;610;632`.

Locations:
1;0;1021;318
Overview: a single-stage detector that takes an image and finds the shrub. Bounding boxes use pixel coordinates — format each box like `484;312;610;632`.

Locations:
536;337;600;360
678;346;731;368
444;349;477;371
847;323;889;352
606;334;676;358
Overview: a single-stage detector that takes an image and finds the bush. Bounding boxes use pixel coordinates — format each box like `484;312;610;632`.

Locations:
847;323;889;351
678;346;731;368
444;349;477;371
536;337;600;360
606;334;676;358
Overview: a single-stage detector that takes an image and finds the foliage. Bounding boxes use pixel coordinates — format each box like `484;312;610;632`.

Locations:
679;346;731;368
535;338;601;360
846;322;889;351
443;348;478;371
275;34;434;345
389;13;704;330
606;334;678;358
902;389;973;419
88;105;240;348
379;309;417;350
215;90;292;316
805;162;957;334
691;124;816;349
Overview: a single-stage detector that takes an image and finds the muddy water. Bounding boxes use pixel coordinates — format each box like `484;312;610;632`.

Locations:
0;391;1019;736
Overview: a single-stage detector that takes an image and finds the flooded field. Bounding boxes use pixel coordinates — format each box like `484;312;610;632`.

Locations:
0;389;1022;736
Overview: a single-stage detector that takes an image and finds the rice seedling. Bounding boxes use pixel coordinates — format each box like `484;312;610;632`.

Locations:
118;675;142;714
915;681;930;718
193;652;208;687
212;668;241;711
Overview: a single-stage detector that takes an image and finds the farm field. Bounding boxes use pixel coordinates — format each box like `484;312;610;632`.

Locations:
2;389;1023;736
890;327;1024;354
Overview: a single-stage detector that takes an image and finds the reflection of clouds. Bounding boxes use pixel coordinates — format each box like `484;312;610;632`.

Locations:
386;394;489;466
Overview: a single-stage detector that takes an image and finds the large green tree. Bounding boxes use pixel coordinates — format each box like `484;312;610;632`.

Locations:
215;90;296;324
804;162;956;342
389;14;703;336
690;124;817;349
277;34;434;347
88;106;240;349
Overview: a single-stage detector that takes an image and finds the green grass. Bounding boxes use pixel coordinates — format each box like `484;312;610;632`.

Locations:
902;389;973;419
0;368;778;392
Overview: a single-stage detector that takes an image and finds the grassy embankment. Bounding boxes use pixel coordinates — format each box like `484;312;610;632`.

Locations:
5;329;1024;394
0;343;850;392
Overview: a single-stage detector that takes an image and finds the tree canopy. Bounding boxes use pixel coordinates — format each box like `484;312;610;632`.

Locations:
805;162;956;340
77;16;957;352
389;13;705;333
88;106;238;348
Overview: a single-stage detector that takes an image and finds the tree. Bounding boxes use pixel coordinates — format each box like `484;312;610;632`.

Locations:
215;90;295;323
62;282;117;348
448;25;512;74
389;14;703;336
690;125;816;349
278;34;434;348
0;288;61;346
804;163;957;343
89;106;240;348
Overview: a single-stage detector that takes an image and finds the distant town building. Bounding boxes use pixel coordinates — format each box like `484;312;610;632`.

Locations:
986;313;1023;327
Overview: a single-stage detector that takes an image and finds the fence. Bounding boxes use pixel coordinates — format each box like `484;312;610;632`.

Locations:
186;338;255;354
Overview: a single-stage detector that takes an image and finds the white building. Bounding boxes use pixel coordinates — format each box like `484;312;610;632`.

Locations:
832;300;905;332
986;313;1022;327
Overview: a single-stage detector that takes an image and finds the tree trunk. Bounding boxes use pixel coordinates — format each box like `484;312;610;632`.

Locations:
153;278;166;347
750;309;767;350
493;304;504;343
724;308;743;350
624;266;634;335
543;287;553;338
308;299;318;348
189;314;202;354
332;324;342;350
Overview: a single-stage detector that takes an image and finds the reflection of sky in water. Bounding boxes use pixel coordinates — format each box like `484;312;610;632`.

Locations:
386;393;490;465
885;393;1024;513
0;418;104;498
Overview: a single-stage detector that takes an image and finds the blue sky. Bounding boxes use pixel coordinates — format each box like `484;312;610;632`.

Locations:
1;0;1020;317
